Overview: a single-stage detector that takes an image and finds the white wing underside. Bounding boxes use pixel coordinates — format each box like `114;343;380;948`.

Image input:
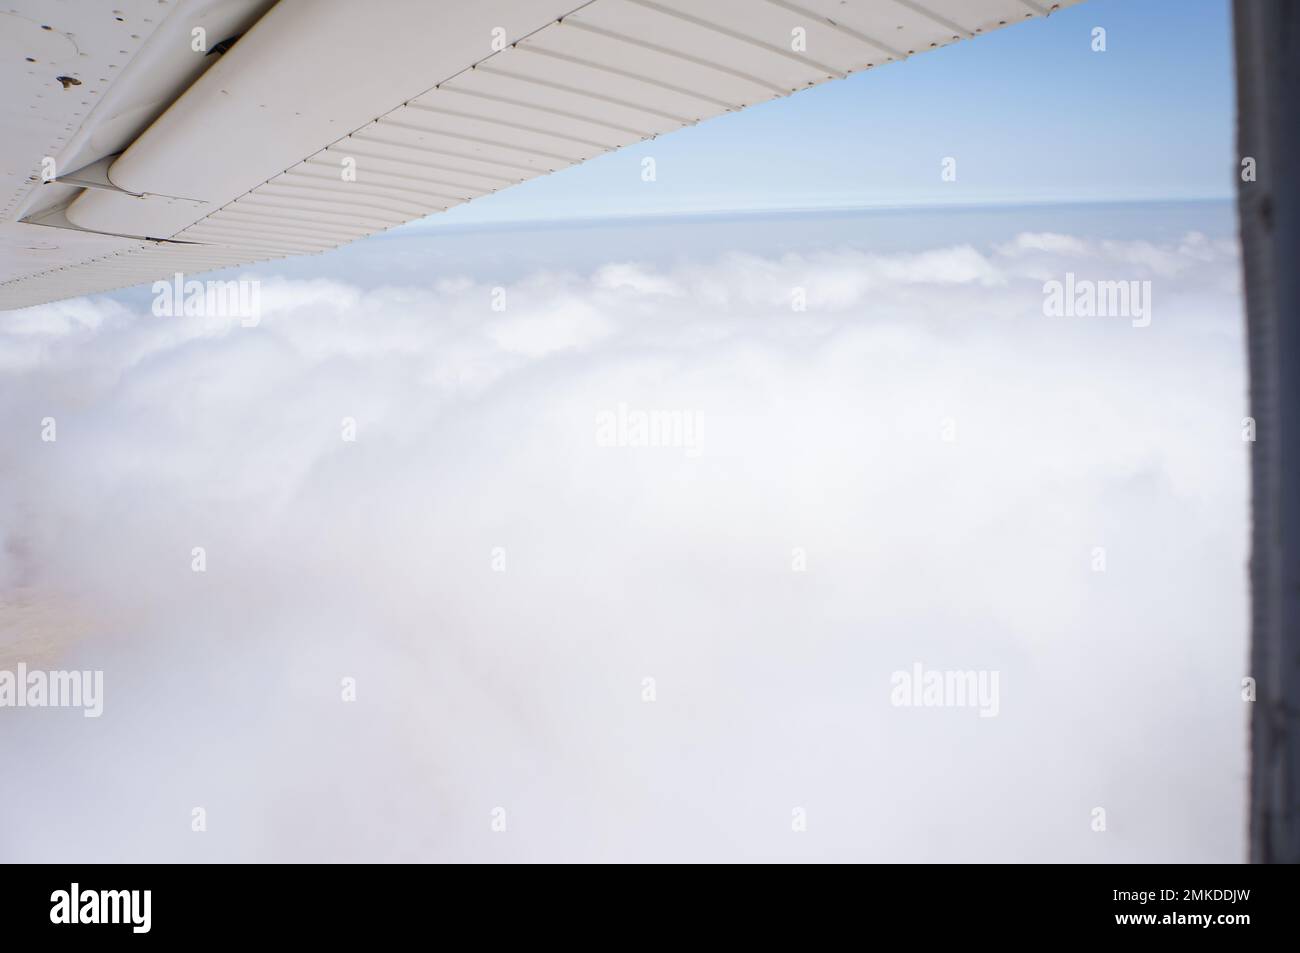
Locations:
0;0;1082;310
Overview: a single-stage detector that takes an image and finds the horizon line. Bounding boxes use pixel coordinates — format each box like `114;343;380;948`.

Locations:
395;195;1236;236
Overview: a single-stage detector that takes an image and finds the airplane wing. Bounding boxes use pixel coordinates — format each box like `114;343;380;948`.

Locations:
0;0;1082;310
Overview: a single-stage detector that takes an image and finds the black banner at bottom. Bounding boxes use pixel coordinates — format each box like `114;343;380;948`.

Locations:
0;863;1279;936
0;864;1283;940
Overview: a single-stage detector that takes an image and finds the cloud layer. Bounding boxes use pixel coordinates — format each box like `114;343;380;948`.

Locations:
0;225;1247;861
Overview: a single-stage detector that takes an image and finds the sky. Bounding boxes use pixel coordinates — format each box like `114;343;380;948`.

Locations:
0;0;1249;863
414;0;1237;224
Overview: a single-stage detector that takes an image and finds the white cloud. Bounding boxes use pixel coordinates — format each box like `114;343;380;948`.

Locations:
0;228;1248;861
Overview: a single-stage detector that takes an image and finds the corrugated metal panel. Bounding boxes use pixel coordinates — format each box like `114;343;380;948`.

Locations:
0;0;1083;310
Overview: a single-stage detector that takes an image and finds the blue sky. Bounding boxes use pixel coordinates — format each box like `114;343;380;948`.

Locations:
419;0;1234;226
